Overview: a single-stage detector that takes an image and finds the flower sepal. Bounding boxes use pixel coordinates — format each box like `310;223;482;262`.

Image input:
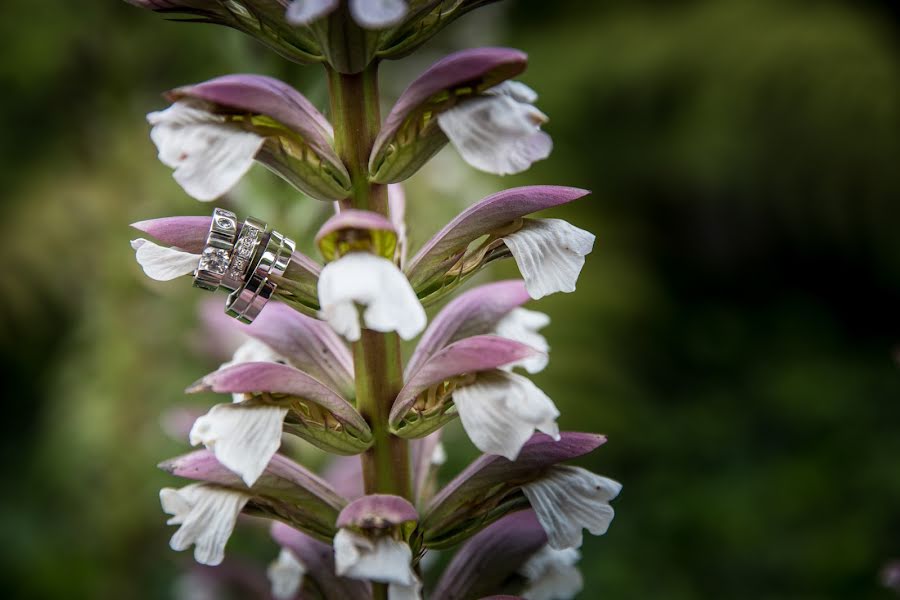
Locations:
316;209;398;262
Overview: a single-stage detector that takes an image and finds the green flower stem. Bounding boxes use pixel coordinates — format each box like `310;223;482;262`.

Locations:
328;63;388;214
328;63;411;509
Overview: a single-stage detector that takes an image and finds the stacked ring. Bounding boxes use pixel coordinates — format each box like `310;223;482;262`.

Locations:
220;217;267;292
225;230;295;323
193;208;238;291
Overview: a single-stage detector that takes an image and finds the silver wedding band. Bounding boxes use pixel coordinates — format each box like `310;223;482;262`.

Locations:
193;208;238;291
225;230;295;323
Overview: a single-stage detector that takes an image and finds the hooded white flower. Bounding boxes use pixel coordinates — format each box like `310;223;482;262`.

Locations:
147;100;265;201
520;546;583;600
453;370;560;461
190;338;291;486
267;548;306;600
522;465;621;550
160;483;250;566
189;401;288;487
436;80;552;175
502;219;595;300
333;529;418;592
286;0;407;29
131;238;199;281
317;252;426;342
494;307;550;373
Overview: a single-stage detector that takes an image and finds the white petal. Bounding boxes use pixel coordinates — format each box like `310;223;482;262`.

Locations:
389;577;423;600
147;100;265;201
285;0;338;24
349;0;407;29
489;80;540;104
502;219;595;300
520;546;583;600
453;370;560;461
268;548;306;600
220;338;288;370
494;307;550;373
437;85;552;175
131;238;199;281
160;483;250;566
333;529;416;586
522;465;622;550
189;401;288;486
318;253;426;341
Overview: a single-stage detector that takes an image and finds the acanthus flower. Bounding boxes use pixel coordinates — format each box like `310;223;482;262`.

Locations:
333;495;421;598
315;210;426;341
148;75;350;202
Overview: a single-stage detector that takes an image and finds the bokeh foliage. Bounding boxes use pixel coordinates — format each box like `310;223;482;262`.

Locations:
1;0;898;598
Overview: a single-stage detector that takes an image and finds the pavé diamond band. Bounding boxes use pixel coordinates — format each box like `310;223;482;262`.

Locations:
193;208;238;291
220;216;267;292
225;230;295;323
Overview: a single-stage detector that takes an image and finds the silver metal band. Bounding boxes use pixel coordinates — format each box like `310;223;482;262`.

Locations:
193;208;238;292
225;230;295;323
220;217;267;292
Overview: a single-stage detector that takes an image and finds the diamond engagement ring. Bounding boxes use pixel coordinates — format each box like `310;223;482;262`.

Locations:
220;216;267;292
225;230;295;323
193;208;238;291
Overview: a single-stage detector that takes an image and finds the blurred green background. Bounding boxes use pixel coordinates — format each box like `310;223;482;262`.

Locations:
1;0;899;598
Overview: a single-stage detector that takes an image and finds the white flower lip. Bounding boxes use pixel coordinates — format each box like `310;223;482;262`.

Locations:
268;547;306;600
350;0;408;29
333;528;417;586
189;401;288;487
502;218;596;300
493;307;551;374
522;465;622;550
519;545;583;600
437;80;552;176
285;0;339;25
147;100;265;201
286;0;407;29
453;370;560;461
131;238;199;281
317;252;426;342
160;483;250;566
